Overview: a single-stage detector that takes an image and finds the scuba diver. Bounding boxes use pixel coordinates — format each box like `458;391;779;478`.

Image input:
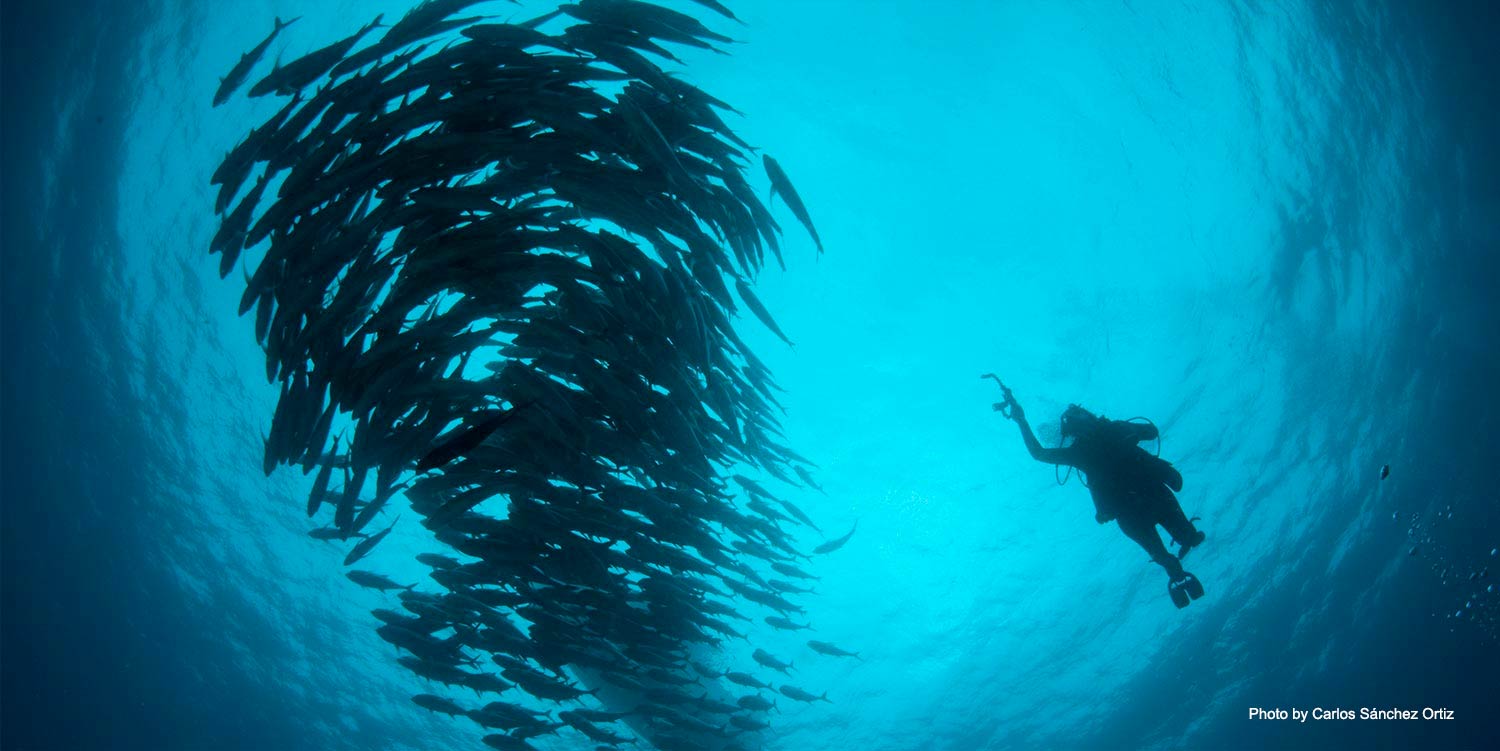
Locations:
984;374;1208;608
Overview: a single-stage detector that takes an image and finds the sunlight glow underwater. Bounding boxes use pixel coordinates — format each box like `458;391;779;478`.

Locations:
5;1;1500;750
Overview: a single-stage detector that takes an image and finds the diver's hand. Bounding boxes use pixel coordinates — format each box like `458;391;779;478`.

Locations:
993;400;1024;421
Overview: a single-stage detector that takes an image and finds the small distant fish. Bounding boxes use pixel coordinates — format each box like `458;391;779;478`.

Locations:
416;404;527;473
729;714;770;732
751;648;793;674
807;640;861;659
773;498;821;533
346;569;413;592
723;671;771;690
412;693;467;717
736;694;775;712
214;16;299;106
1380;464;1390;480
482;733;540;751
306;439;341;518
415;553;461;570
812;520;857;555
763;154;822;254
686;0;744;24
764;616;813;632
793;465;825;494
343;515;400;566
308;526;363;542
778;684;831;704
735;279;793;347
249;14;384;98
771;561;818;580
732;474;774;499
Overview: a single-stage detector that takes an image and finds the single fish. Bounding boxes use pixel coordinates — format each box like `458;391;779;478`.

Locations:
214;16;299;106
771;561;818;580
764;615;813;632
686;0;744;24
735;279;793;347
773;498;821;533
723;671;771;690
308;526;363;542
412;693;467;717
306;440;339;518
807;640;861;659
345;569;413;592
249;14;384;98
793;464;825;494
737;693;775;712
778;684;831;703
416;404;527;472
752;648;793;674
812;520;858;555
763;154;822;254
344;515;400;566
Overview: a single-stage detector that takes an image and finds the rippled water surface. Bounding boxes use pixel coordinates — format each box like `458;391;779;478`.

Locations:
4;1;1499;749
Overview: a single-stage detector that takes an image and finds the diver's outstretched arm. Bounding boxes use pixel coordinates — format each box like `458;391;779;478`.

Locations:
1004;403;1075;466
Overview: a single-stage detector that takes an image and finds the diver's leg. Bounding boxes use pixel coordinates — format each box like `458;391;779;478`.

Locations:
1116;514;1185;578
1157;491;1205;549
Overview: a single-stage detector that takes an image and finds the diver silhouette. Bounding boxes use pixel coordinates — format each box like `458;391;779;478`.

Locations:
985;375;1207;608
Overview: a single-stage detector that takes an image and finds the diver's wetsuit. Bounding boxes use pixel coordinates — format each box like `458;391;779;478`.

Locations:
1013;413;1201;578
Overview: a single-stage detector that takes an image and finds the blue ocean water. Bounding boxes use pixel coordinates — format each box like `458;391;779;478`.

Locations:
3;1;1498;749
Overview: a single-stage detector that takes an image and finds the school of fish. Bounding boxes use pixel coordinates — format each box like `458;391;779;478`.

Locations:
208;1;858;749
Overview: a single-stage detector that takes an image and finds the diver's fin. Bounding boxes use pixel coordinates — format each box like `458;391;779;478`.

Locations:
1168;572;1205;608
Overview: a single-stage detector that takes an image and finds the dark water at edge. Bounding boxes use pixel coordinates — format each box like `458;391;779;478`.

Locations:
1;3;274;749
3;1;1499;750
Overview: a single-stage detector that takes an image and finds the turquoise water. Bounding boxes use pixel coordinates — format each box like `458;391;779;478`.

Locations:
4;1;1499;749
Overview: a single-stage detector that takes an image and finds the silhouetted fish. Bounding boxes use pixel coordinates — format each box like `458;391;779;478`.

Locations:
343;515;400;566
763;154;822;254
249;15;384;97
806;640;861;659
214;16;299;107
812;521;857;554
416;404;528;473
